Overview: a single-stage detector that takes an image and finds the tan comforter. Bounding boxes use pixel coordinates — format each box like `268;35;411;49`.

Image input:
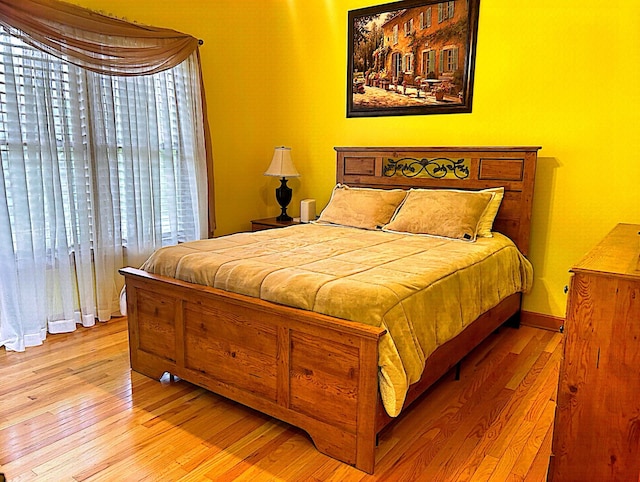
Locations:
141;223;533;417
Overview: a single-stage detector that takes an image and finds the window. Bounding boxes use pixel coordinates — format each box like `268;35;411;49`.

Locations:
404;53;414;74
0;28;200;252
392;24;399;45
439;46;459;73
421;49;436;77
420;8;432;29
0;23;206;349
438;1;455;22
404;18;414;36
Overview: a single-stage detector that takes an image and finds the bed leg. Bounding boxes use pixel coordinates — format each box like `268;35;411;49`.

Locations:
506;311;521;329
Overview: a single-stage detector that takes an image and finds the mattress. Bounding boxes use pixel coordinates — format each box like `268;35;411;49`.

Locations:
141;223;533;416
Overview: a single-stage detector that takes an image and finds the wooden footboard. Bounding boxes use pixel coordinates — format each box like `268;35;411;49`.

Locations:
121;267;386;473
121;266;521;473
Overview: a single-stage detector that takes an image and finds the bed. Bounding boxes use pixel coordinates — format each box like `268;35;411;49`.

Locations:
120;146;540;473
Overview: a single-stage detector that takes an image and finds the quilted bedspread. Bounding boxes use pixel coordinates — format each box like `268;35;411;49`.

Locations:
141;223;533;417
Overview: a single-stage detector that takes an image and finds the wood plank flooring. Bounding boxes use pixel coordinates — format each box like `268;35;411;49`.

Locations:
0;317;561;481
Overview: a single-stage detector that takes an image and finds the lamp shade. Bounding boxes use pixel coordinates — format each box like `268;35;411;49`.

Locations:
264;147;300;178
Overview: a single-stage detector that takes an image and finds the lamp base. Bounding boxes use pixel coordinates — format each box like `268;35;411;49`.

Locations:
275;177;293;222
276;213;293;222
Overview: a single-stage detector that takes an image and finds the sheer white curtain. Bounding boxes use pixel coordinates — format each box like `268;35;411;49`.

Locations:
0;28;208;351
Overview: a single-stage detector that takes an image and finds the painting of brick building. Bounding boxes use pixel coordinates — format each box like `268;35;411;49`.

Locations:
348;0;479;117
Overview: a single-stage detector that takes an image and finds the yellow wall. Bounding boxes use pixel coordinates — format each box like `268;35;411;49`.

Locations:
71;0;640;319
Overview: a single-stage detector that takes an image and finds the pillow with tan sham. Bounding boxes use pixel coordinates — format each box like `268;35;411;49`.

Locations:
383;188;494;241
316;184;407;230
476;187;504;237
382;186;504;237
408;186;504;237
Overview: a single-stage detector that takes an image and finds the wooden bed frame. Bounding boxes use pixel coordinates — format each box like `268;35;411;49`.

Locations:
120;146;539;473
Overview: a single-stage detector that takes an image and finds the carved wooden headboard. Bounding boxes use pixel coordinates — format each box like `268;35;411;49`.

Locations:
334;146;540;256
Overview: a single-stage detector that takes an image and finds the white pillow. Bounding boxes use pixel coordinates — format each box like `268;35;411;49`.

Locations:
476;187;505;237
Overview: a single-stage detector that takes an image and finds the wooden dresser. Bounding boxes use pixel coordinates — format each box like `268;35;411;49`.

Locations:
549;223;640;481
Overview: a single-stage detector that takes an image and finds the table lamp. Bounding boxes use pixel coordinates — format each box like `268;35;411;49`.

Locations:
264;146;300;222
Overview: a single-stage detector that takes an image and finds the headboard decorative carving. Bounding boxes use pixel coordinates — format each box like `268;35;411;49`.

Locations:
383;157;471;180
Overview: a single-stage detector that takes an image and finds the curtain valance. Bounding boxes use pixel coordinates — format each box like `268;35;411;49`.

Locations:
0;0;200;76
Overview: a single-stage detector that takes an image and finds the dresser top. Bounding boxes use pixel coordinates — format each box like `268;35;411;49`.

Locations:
571;223;640;279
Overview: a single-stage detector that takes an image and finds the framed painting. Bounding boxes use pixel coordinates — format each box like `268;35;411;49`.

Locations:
347;0;480;118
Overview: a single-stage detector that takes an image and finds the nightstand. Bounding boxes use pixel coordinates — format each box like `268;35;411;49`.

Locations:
251;217;301;232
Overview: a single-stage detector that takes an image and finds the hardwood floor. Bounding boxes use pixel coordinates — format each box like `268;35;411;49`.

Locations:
0;317;561;481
